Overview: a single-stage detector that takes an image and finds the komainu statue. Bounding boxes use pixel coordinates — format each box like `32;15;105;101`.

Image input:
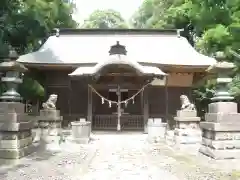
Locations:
180;95;196;111
42;94;58;110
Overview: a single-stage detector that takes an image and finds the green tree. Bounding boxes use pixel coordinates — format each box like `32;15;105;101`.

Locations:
82;9;128;28
132;0;240;115
132;0;240;54
0;0;77;100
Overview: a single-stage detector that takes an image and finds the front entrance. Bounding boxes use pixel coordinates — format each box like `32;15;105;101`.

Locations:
91;86;144;131
69;41;166;132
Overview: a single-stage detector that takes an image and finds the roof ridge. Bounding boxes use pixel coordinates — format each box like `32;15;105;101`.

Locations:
51;28;179;36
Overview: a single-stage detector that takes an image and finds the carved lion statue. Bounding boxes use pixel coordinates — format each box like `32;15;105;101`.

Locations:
42;94;58;110
180;95;196;111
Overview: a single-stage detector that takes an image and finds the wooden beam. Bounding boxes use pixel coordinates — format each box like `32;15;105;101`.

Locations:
87;86;93;125
90;83;145;90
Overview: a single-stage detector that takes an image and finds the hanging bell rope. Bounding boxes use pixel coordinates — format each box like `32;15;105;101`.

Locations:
88;82;150;105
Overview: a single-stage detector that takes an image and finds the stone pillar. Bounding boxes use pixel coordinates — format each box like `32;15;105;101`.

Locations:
0;49;35;163
38;109;63;151
199;55;240;159
174;110;201;145
147;118;167;143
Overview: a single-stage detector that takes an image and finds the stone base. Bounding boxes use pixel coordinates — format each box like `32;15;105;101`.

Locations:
173;128;201;154
175;143;201;155
38;109;62;135
199;146;240;159
173;110;201;147
147;118;166;143
165;130;175;146
205;112;240;123
40;132;62;151
208;102;238;114
0;129;34;159
38;109;63;151
39;109;61;120
174;110;200;130
0;102;25;114
0;102;35;162
148;123;167;142
39;140;61;152
66;136;90;144
200;121;240;159
166;130;200;155
174;128;201;144
0;136;33;149
0;144;37;165
32;128;41;142
71;121;91;143
174;118;200;129
0;143;35;159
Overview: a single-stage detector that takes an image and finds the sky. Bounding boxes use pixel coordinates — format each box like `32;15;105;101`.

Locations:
72;0;144;24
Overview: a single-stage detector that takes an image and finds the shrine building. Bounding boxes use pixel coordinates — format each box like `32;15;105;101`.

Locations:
17;29;216;132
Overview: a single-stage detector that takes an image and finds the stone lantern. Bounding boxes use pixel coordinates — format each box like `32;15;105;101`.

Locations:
210;51;235;102
199;51;240;159
0;49;27;101
0;49;34;164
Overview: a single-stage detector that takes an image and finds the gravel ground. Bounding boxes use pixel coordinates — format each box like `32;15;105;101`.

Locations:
80;133;179;180
0;141;97;180
147;142;240;180
1;133;240;180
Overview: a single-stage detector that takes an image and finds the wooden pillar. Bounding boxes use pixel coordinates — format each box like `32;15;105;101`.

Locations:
68;79;71;117
143;88;149;133
165;77;169;129
87;85;92;124
117;85;121;131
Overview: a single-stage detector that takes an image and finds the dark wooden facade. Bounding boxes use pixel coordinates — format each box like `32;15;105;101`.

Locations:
38;69;191;130
17;29;219;132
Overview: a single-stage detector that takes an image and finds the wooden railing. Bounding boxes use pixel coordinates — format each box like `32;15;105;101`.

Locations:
92;114;144;131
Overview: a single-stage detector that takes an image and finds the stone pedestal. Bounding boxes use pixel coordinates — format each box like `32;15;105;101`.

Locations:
0;102;35;162
199;102;240;159
147;118;167;143
165;130;175;146
174;110;201;145
69;119;91;144
38;109;63;151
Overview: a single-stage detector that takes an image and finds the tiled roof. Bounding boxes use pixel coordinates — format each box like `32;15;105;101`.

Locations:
17;30;216;67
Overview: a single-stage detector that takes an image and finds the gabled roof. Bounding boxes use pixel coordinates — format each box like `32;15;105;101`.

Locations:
17;29;216;67
69;54;166;77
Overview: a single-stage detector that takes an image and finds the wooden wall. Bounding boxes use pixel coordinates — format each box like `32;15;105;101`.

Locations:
41;69;191;127
148;86;191;122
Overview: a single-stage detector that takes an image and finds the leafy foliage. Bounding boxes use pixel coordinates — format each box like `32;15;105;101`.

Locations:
82;9;128;29
0;0;77;55
192;81;216;118
19;77;45;100
0;0;77;100
230;75;240;100
132;0;240;114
